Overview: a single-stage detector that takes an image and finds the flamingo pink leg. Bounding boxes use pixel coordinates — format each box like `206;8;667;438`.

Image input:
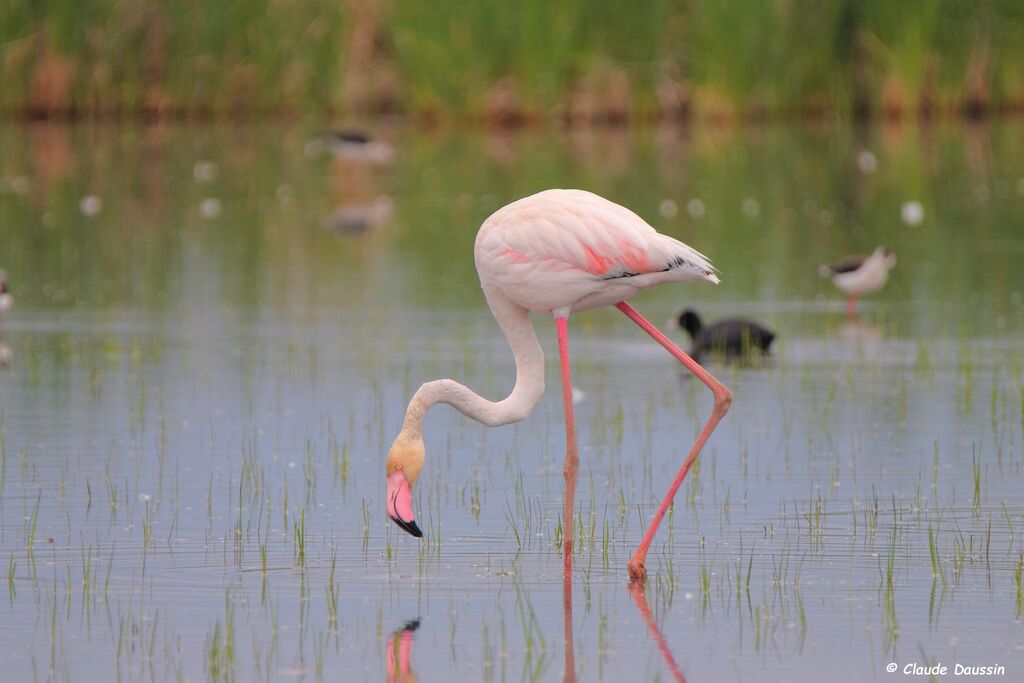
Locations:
555;315;580;576
616;301;732;582
845;294;858;319
556;315;580;680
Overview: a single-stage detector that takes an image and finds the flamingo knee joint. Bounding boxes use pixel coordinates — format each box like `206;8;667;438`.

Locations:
716;386;734;412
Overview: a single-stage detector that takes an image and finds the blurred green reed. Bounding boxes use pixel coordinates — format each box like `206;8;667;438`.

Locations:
2;0;1024;119
389;0;683;118
0;0;345;116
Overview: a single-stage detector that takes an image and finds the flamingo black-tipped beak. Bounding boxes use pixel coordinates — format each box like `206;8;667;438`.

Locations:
391;516;423;538
386;470;422;538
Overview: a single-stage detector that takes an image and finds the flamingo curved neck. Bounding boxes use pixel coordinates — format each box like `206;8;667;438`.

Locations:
401;287;546;435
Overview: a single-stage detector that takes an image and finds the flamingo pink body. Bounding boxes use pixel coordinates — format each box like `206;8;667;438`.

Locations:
385;188;732;582
476;189;718;312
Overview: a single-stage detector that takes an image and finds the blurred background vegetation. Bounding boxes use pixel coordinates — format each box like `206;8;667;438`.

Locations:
3;0;1024;123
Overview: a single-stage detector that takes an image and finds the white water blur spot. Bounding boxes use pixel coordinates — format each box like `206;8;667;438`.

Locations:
199;198;222;219
900;200;924;226
659;199;678;219
193;161;218;182
856;150;877;173
742;197;760;218
80;195;103;216
686;198;705;219
10;176;31;194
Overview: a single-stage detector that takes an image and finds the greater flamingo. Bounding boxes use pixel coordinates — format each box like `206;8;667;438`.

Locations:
384;189;732;581
818;246;896;317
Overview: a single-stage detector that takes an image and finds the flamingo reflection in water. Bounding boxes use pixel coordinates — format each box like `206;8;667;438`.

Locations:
629;583;687;683
561;575;687;682
385;619;420;683
382;582;686;681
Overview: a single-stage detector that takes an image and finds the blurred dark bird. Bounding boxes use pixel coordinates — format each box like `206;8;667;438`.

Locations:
818;246;896;317
671;308;775;359
0;270;10;367
319;130;395;165
323;196;394;236
0;270;12;314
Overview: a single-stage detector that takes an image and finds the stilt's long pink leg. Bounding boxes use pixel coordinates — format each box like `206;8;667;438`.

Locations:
555;315;580;577
616;301;732;582
845;295;858;320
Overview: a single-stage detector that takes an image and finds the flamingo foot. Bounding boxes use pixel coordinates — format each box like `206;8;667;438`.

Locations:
628;556;647;583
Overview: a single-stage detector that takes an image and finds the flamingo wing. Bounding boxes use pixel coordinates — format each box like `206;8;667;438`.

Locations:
476;189;717;312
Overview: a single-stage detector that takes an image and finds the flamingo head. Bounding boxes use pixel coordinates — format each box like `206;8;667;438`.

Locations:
385;431;425;538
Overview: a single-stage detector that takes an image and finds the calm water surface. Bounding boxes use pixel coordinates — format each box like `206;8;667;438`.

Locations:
1;122;1023;681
